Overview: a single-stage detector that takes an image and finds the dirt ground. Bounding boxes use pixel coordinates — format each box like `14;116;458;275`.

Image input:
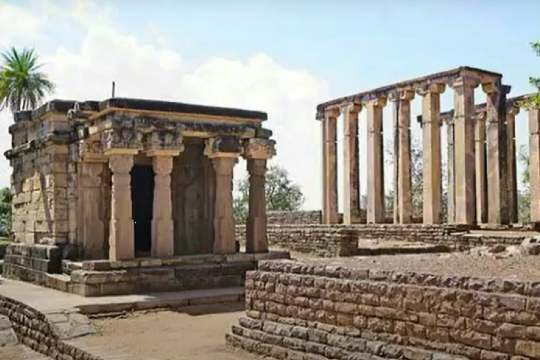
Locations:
75;303;259;360
293;252;540;280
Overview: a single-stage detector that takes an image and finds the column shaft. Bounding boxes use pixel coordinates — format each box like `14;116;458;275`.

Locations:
485;84;509;225
452;78;477;224
212;157;237;254
506;108;519;223
397;91;413;224
151;156;174;257
322;110;339;224
447;122;456;223
474;115;487;224
79;162;106;259
529;109;540;222
108;154;135;261
342;104;360;225
366;98;386;223
392;100;400;223
421;87;443;224
246;159;267;253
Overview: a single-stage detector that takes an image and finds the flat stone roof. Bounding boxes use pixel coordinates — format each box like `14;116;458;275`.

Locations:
14;97;268;122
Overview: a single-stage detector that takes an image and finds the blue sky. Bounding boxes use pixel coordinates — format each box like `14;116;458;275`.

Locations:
0;0;539;210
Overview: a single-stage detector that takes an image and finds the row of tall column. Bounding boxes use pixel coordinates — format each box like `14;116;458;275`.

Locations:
321;76;516;226
98;138;271;261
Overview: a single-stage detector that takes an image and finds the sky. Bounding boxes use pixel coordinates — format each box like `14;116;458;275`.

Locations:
0;0;539;210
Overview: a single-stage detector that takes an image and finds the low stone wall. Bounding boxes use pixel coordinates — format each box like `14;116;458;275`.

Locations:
0;295;102;359
227;260;540;359
3;243;62;278
237;225;357;257
236;224;472;257
267;211;322;225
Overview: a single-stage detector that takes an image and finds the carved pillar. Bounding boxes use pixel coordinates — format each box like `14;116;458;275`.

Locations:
244;138;276;253
366;96;386;223
205;137;241;254
447;119;456;223
322;108;340;224
342;103;361;225
79;161;106;259
506;105;520;223
148;152;177;257
474;111;487;224
418;83;445;224
108;153;136;261
483;82;509;225
451;77;478;225
395;89;414;224
529;108;540;222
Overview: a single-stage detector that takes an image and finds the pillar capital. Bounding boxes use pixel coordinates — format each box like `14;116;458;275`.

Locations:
324;107;340;119
416;82;446;96
450;76;480;92
366;95;387;108
152;156;173;175
341;102;361;115
243;138;276;160
101;127;143;155
145;130;184;156
507;104;521;116
204;136;242;159
108;153;135;174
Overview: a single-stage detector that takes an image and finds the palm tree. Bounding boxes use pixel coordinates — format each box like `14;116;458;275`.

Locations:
0;47;55;113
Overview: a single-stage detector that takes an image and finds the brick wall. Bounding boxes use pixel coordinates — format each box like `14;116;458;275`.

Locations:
227;260;540;359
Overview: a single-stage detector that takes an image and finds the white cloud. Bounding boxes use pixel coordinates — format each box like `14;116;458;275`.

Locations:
0;2;42;47
0;0;327;210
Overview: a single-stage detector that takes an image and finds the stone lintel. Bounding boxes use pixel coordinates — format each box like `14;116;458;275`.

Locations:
146;149;183;157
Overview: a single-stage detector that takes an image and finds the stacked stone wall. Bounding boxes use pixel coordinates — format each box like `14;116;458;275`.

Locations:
0;295;102;360
267;211;322;225
227;260;540;359
3;243;62;284
236;224;472;257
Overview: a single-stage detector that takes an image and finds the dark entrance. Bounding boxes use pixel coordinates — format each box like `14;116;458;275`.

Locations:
131;165;154;256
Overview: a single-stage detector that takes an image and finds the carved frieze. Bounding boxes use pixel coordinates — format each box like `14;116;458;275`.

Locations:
144;131;184;153
101;127;143;154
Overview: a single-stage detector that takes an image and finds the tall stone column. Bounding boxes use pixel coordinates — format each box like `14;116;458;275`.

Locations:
447;120;456;223
418;83;445;224
322;108;339;224
342;103;361;225
391;96;400;223
366;96;386;223
451;77;478;225
506;105;520;223
211;156;237;254
244;138;276;253
396;89;414;224
149;153;176;257
484;82;509;225
529;108;540;222
79;161;106;259
474;112;487;224
108;153;136;261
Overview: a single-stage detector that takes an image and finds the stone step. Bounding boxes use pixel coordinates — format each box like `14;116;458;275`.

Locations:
76;286;245;315
0;344;52;360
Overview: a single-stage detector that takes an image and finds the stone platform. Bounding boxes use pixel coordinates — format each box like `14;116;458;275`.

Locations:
3;246;289;297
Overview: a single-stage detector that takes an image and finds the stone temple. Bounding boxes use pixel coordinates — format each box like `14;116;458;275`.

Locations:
3;98;287;296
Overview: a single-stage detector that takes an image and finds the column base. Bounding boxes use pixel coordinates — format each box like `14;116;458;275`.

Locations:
213;218;236;254
246;216;268;253
151;219;174;257
109;219;135;261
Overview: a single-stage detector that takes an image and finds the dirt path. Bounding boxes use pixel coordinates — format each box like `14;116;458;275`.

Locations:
74;303;258;360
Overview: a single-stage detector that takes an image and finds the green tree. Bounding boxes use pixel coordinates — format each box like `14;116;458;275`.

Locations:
0;47;55;113
233;165;304;223
0;187;12;238
522;42;540;109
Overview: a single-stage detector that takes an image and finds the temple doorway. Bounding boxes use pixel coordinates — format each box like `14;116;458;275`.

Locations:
131;164;154;256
